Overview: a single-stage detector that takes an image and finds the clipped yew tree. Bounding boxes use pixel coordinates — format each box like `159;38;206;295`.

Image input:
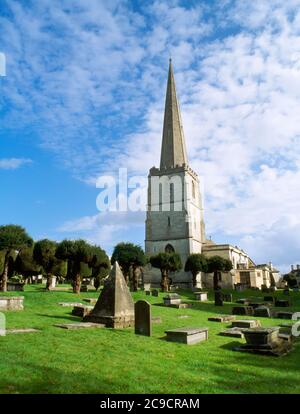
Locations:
206;255;233;290
185;253;208;288
55;239;94;293
0;225;33;291
33;239;61;290
15;246;42;281
90;246;111;290
111;242;146;291
150;252;182;292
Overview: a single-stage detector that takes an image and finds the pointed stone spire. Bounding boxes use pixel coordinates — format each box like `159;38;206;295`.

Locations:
84;261;134;328
160;59;188;169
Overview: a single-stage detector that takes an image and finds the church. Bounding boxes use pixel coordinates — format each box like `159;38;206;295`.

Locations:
144;60;280;290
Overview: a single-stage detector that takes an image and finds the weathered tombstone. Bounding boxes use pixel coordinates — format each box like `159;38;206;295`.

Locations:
275;299;290;307
208;315;236;322
145;290;151;296
232;306;254;316
231;319;261;329
80;285;88;292
72;305;93;317
220;327;245;338
264;296;275;303
7;282;24;292
143;282;151;291
214;291;223;306
276;311;294;320
223;293;233;302
49;276;56;289
83;261;134;328
194;292;208;301
163;293;181;306
254;306;272;318
152;289;159;297
236;298;250;304
234;327;292;356
0;296;24;311
135;300;151;337
165;327;208;345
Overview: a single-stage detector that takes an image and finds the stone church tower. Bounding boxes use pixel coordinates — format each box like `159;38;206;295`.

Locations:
145;60;205;284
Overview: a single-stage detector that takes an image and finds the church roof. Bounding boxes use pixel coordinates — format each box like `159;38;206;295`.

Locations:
160;59;188;169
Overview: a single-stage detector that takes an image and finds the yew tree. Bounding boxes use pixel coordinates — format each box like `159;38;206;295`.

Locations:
33;239;61;290
185;253;208;288
55;239;94;293
207;255;233;290
111;242;146;290
150;252;182;292
0;225;33;291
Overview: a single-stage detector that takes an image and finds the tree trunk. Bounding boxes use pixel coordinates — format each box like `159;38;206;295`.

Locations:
0;252;9;292
213;271;220;290
161;269;169;292
132;266;139;292
73;273;81;294
46;273;52;291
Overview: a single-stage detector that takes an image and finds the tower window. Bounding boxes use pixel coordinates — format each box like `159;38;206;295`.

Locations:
168;216;171;226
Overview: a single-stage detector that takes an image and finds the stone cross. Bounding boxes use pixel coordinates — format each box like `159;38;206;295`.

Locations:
135;300;151;337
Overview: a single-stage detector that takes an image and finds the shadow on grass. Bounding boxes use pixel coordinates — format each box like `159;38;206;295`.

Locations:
36;313;80;322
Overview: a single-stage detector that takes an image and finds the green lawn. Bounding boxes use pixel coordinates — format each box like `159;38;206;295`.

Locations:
0;285;300;394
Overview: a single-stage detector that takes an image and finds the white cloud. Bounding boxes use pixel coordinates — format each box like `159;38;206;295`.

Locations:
0;158;32;170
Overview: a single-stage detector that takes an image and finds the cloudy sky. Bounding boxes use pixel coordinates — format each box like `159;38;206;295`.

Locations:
1;0;300;273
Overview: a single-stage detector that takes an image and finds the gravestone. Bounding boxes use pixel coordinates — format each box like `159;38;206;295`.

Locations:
80;285;88;292
83;261;134;328
165;327;208;345
223;293;233;302
264;296;275;303
58;302;83;307
170;303;192;309
254;306;272;318
234;327;292;356
214;291;223;306
276;311;294;320
7;283;24;292
232;306;254;316
194;292;208;301
145;291;151;296
275;299;290;307
236;298;250;304
143;283;151;291
293;287;299;292
54;322;105;330
232;319;261;329
208;315;236;322
83;298;97;305
220;327;245;338
152;290;159;297
135;300;151;337
0;296;24;311
49;276;56;289
72;305;93;317
163;294;181;306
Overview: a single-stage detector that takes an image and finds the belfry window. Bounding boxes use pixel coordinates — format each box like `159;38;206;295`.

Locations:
168;216;171;227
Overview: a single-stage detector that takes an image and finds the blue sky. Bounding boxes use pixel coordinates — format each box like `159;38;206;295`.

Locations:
1;0;300;272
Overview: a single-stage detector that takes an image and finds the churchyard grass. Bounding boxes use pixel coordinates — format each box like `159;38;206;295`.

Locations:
0;285;300;394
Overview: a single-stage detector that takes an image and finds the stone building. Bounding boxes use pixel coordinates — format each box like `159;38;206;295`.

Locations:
144;60;278;289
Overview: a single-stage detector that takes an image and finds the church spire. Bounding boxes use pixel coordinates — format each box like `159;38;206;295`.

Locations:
160;59;188;169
